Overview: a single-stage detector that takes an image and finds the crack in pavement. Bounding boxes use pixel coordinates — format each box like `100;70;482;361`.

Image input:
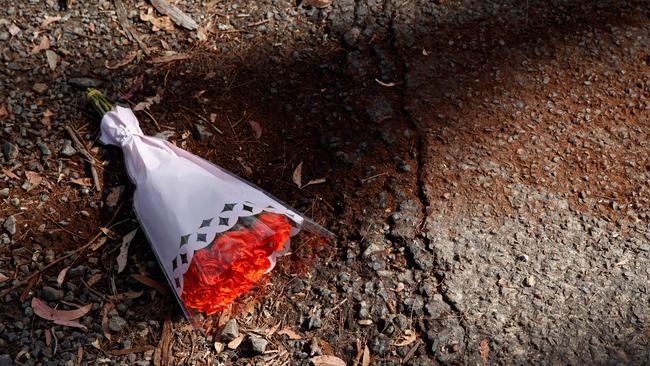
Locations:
385;2;471;358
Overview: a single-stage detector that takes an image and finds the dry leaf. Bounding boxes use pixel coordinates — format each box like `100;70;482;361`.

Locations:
277;327;302;340
90;236;108;251
2;169;19;180
148;53;190;63
25;171;43;187
105;51;137;70
32;36;50;54
45;327;52;347
227;334;245;350
91;339;101;349
133;92;163;111
131;274;168;293
9;24;20;36
0;105;8;119
393;330;418;347
265;321;281;336
41;15;61;28
45;50;60;71
375;79;397;87
100;227;118;239
0;273;9;283
479;339;490;361
310;355;346;366
292;162;303;188
71;178;92;187
54;319;87;330
101;302;114;340
304;178;327;187
362;345;370;366
117;228;138;273
86;273;102;287
140;8;175;32
248;120;262;139
57;267;70;287
111;290;144;301
32;298;91;322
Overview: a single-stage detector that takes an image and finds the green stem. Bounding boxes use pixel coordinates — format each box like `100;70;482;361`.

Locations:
86;88;113;117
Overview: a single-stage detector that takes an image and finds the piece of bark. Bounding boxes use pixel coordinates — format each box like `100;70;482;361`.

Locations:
150;0;198;30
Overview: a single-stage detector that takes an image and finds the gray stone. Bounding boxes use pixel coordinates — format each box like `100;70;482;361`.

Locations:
3;216;16;235
308;311;322;329
0;188;8;198
3;142;17;161
32;83;49;94
193;123;213;141
60;140;76;157
220;319;239;341
0;354;12;366
41;286;64;301
37;142;51;156
108;316;127;332
249;336;268;354
153;131;175;141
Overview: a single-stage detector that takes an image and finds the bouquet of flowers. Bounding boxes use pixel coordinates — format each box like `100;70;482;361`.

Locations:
87;89;330;322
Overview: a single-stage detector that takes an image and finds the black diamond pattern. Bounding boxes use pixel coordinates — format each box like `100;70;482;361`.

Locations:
180;253;188;264
174;278;181;287
243;204;253;212
219;217;229;226
197;233;207;242
200;218;213;228
172;258;178;270
222;203;235;212
180;234;190;247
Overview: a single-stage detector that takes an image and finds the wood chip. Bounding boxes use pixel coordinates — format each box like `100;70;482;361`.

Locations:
40;15;61;28
31;36;50;54
0;273;8;283
2;169;19;180
479;339;490;361
227;334;245;350
362;345;370;366
140;8;175;32
150;0;198;30
277;327;302;340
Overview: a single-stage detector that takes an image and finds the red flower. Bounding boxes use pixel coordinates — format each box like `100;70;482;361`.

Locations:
181;213;292;315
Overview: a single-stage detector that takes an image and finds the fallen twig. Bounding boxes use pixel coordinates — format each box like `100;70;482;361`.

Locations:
114;0;149;54
179;105;224;135
64;126;101;192
0;230;104;298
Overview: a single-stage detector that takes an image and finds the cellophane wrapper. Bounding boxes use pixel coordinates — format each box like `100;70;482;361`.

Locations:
100;106;329;324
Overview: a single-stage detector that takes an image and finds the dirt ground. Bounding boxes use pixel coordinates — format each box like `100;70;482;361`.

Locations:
0;0;649;365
